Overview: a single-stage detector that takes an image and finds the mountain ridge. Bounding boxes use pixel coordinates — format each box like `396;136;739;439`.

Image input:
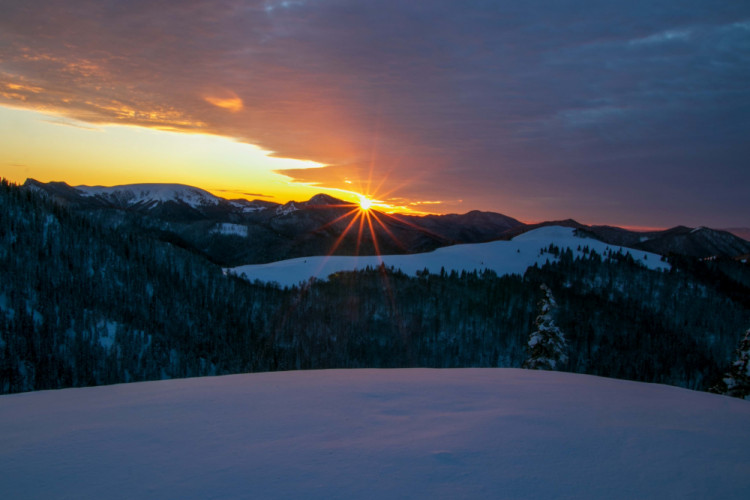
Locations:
4;177;749;398
23;178;750;264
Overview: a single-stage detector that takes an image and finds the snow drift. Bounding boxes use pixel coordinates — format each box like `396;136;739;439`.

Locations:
1;369;748;499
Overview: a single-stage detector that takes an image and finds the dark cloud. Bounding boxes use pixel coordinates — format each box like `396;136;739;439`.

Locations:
0;0;748;226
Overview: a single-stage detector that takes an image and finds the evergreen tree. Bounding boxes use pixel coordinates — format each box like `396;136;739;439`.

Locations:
711;327;750;400
523;284;568;371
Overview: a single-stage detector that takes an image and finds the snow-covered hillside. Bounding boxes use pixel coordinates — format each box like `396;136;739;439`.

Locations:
232;226;668;287
1;369;748;499
211;222;249;237
76;183;221;208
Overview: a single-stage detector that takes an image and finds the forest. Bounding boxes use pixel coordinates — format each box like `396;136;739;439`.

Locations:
1;179;748;394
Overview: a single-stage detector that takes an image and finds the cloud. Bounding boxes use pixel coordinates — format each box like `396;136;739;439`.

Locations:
0;1;749;226
41;117;100;131
628;29;693;46
204;91;244;112
215;188;274;198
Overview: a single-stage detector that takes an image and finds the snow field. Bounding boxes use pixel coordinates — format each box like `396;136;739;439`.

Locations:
1;368;748;500
232;226;668;287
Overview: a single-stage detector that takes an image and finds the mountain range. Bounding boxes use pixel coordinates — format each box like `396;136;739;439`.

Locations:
4;176;749;398
24;179;750;266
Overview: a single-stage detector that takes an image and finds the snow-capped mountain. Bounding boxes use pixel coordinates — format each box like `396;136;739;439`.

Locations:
275;201;299;215
24;178;271;215
75;183;221;209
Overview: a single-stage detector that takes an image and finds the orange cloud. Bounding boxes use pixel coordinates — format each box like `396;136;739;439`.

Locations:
88;101;208;130
204;93;243;112
6;82;43;93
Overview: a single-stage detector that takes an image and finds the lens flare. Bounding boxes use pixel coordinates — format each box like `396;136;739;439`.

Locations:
359;196;373;211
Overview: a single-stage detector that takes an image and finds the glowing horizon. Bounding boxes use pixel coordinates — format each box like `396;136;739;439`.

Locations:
1;103;680;228
0;102;677;226
0;106;429;214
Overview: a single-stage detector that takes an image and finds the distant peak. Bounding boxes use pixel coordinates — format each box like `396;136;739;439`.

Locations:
75;183;221;208
276;201;298;215
24;178;73;190
306;193;346;206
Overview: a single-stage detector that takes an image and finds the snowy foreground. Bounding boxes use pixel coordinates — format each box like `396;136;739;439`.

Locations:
232;226;668;287
2;369;748;499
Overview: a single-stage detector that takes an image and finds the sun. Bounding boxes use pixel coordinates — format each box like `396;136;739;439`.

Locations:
359;196;373;211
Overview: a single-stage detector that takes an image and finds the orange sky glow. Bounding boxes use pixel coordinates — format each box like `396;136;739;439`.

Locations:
1;2;747;228
0;105;429;215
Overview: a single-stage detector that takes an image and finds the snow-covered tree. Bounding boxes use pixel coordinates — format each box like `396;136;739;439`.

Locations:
711;327;750;400
523;284;568;371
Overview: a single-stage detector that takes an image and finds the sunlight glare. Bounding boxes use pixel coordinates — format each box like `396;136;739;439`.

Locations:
359;196;373;211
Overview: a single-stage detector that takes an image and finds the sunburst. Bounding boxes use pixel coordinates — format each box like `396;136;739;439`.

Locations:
358;196;373;212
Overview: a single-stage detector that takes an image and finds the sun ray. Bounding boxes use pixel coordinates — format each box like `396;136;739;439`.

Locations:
368;210;408;252
364;211;383;262
314;207;360;234
355;211;366;255
326;209;363;257
385;212;451;242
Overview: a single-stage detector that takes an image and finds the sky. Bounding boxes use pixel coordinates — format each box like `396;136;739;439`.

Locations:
1;1;748;228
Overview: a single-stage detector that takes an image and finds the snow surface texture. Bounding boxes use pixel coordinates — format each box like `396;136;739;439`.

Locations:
232;226;669;287
76;183;221;208
1;369;748;500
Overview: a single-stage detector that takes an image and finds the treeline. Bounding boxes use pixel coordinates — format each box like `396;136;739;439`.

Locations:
527;248;748;388
1;179;747;394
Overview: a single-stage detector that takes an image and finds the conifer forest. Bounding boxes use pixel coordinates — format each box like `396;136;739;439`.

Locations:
1;180;748;395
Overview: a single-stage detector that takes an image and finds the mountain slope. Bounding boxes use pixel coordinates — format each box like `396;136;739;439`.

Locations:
2;368;749;500
23;179;525;265
580;225;750;259
509;222;750;259
232;226;668;287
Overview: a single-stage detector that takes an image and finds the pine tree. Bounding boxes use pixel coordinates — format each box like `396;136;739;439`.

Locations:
523;284;568;371
710;327;750;400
